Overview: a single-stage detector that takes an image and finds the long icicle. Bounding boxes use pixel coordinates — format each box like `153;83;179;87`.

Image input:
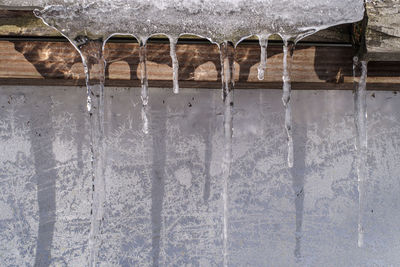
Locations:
79;39;106;267
139;41;149;134
257;35;269;80
169;36;180;94
220;41;234;267
282;41;294;168
353;57;368;248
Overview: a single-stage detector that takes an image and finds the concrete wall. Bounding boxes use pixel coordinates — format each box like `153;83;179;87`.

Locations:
1;86;400;266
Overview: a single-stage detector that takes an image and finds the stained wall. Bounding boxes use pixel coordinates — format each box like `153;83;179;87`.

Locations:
1;86;400;266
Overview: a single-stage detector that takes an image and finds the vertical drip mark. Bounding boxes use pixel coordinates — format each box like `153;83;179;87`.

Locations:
78;39;106;267
282;41;294;168
220;41;235;267
139;41;149;134
169;36;180;94
353;57;368;248
203;92;216;203
257;35;269;80
30;97;57;267
290;125;307;263
150;100;167;267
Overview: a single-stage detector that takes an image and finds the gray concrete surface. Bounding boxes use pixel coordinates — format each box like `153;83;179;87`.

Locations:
1;86;400;266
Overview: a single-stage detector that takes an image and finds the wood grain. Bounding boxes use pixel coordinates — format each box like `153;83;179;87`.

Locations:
0;40;399;90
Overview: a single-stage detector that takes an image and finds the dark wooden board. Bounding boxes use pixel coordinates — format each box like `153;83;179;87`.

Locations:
0;40;398;90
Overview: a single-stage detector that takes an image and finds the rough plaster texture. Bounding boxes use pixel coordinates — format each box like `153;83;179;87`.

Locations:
1;85;400;266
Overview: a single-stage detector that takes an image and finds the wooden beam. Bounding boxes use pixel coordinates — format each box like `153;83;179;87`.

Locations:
0;40;399;90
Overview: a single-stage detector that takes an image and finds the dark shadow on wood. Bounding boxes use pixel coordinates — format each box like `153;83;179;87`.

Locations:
13;41;81;79
5;40;400;90
314;46;353;83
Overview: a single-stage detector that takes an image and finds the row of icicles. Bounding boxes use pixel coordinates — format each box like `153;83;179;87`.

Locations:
65;33;368;266
80;34;294;160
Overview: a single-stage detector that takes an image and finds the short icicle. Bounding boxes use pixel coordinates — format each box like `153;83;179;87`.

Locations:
353;57;368;248
257;35;269;80
282;41;294;168
139;41;149;134
169;36;180;94
78;39;107;267
220;41;235;267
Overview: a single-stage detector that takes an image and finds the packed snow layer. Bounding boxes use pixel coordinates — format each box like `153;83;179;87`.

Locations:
1;0;364;43
1;86;400;266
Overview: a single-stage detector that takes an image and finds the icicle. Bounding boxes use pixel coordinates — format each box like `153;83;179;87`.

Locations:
141;107;149;135
220;41;235;267
33;9;107;267
139;41;149;106
169;36;180;94
139;41;149;134
282;41;294;168
353;57;368;248
78;39;106;267
257;35;269;80
73;36;93;113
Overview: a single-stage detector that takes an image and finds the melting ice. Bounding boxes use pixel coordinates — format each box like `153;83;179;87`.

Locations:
281;40;294;168
220;41;235;266
76;39;107;266
353;58;368;248
139;42;150;134
19;0;366;264
31;0;365;163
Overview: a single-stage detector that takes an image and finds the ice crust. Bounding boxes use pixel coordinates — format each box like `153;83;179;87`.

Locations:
0;0;364;44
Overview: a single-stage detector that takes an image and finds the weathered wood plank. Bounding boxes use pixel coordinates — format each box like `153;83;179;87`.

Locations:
0;40;399;90
366;0;400;60
0;10;56;36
